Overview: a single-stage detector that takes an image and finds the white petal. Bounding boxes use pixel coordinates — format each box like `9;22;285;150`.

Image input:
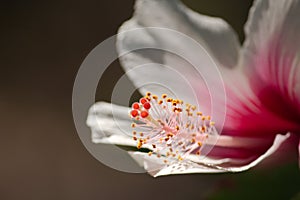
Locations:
128;152;226;177
132;0;240;68
116;0;239;105
87;102;135;146
243;0;298;53
128;133;292;177
117;25;227;115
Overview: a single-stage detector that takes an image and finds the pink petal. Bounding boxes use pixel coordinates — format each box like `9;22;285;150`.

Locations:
242;0;300;123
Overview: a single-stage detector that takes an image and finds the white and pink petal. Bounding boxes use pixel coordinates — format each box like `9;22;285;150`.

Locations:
242;0;300;120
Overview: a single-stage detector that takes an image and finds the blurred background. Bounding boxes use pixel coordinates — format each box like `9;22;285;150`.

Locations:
1;0;299;199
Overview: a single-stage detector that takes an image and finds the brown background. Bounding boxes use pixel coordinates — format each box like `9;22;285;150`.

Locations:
2;0;299;199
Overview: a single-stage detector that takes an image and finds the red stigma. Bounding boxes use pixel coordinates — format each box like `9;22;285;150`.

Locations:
131;110;139;117
132;102;140;109
140;98;148;104
140;110;149;118
143;102;151;109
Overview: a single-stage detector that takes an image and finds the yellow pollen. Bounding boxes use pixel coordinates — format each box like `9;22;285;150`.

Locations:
145;96;151;101
137;141;142;149
162;94;167;98
167;98;173;102
197;112;203;116
152;95;158;100
167;133;174;137
178;155;183;161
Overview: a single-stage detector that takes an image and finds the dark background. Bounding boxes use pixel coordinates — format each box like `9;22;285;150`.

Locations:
1;0;299;199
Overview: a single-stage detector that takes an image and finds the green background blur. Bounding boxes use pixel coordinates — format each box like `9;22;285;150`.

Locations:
1;0;299;199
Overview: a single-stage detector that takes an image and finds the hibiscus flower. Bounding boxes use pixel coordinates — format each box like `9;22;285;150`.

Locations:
87;0;300;177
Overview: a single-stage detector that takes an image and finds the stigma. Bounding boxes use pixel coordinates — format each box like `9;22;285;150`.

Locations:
129;92;216;165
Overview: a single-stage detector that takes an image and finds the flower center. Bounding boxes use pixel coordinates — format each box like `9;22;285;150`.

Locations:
129;92;216;164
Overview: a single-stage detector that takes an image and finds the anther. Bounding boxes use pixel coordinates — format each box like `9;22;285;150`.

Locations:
166;98;172;102
197;112;203;116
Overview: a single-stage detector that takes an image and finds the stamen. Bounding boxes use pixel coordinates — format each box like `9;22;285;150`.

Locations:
129;92;217;165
